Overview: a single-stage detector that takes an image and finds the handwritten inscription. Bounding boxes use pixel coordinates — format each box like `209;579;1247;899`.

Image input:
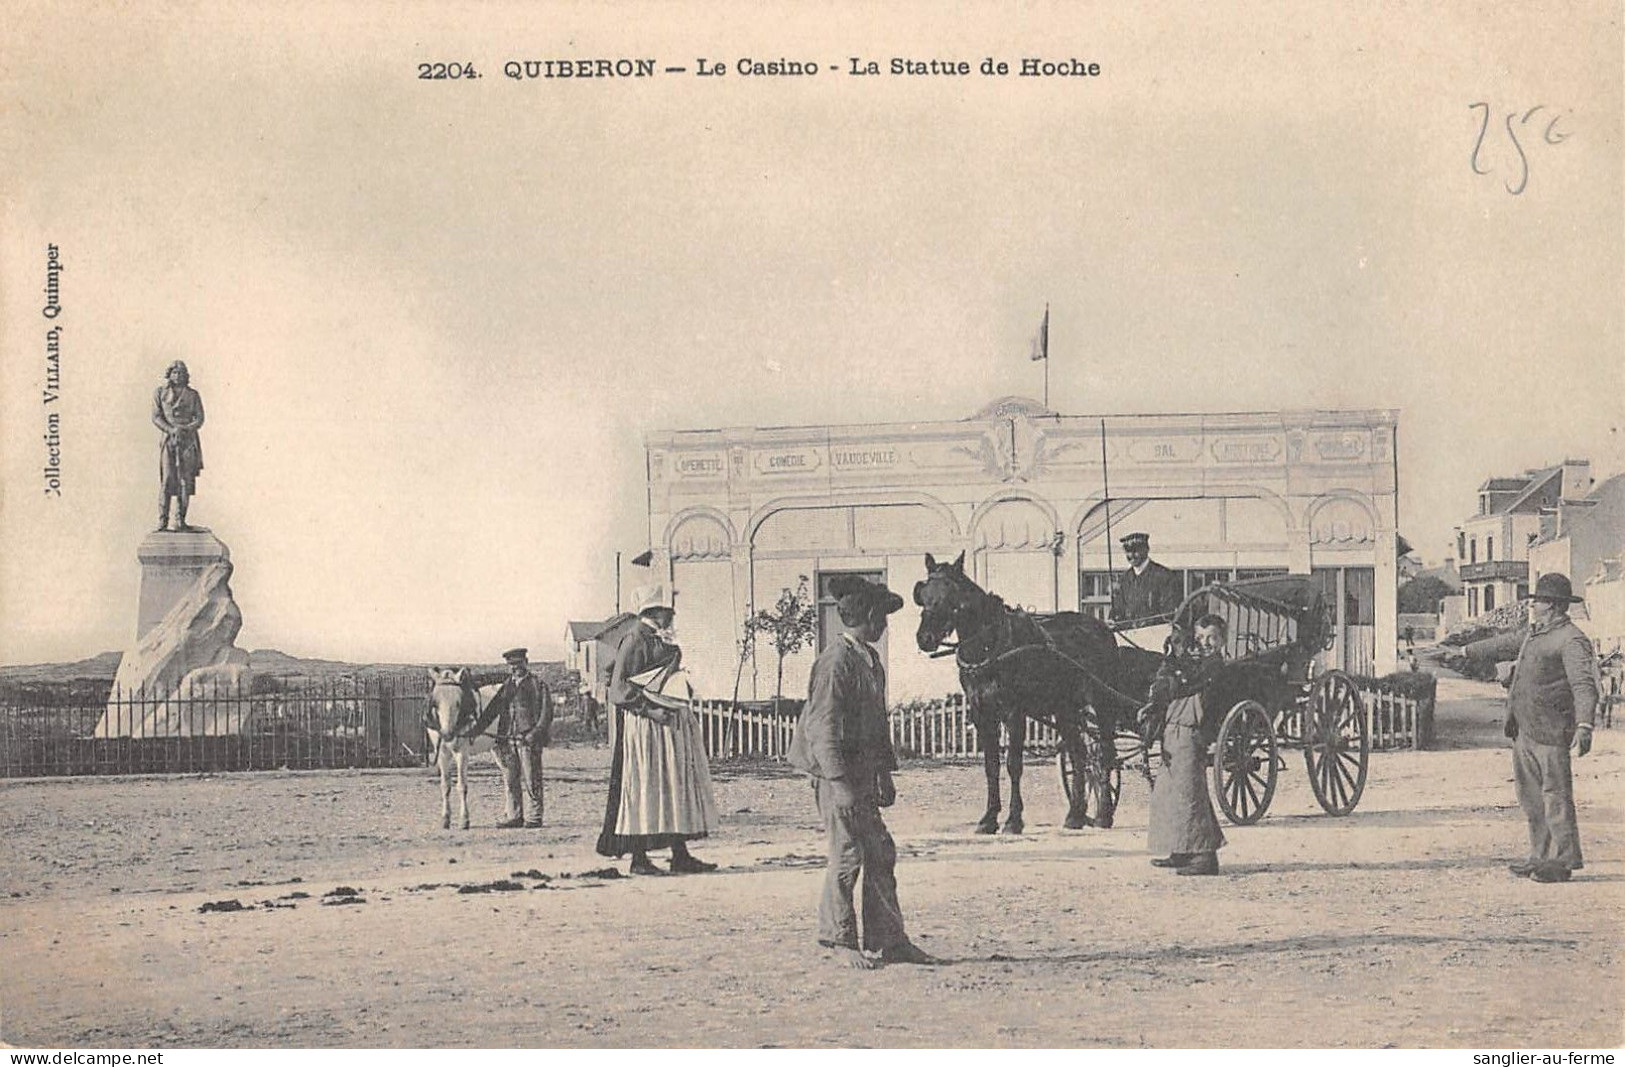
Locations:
1470;102;1570;196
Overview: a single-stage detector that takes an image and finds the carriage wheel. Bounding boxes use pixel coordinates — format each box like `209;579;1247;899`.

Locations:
1304;669;1370;816
1210;699;1278;825
1056;731;1122;817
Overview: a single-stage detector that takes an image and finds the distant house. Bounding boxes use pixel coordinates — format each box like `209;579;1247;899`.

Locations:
564;614;639;701
1528;473;1625;655
1453;460;1594;621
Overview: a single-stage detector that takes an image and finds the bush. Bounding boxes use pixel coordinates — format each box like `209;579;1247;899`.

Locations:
1398;576;1454;614
1348;670;1437;703
1439;652;1500;682
1441;624;1498;647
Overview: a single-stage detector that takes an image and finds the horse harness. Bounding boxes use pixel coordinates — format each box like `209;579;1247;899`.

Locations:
949;601;1147;715
425;679;533;760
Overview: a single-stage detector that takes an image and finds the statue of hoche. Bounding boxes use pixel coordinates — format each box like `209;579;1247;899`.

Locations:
152;360;205;532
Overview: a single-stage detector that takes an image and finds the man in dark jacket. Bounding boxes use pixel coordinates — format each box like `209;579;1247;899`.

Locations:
1466;573;1600;883
789;575;935;969
1110;532;1184;626
493;648;552;829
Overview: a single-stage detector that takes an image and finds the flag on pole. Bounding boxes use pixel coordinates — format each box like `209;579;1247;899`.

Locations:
1029;305;1049;361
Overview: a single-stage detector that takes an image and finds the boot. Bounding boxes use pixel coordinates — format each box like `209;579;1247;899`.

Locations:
1177;852;1220;876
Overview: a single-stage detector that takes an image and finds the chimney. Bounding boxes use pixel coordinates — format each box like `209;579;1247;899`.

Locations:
1560;459;1592;501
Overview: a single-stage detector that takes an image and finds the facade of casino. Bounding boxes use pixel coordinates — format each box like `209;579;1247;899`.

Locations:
643;397;1400;704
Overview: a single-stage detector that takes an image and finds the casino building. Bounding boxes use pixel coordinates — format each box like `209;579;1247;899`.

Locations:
643;397;1400;704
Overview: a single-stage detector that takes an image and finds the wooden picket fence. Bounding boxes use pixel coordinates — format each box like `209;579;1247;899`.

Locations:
1365;688;1431;751
692;694;1059;762
692;683;1427;762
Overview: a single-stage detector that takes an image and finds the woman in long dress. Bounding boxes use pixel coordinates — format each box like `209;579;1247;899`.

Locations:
1145;614;1229;876
595;584;719;875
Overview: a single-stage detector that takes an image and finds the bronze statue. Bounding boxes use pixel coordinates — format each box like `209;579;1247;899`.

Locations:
152;360;205;532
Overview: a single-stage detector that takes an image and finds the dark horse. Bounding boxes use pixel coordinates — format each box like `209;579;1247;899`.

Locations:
914;552;1161;833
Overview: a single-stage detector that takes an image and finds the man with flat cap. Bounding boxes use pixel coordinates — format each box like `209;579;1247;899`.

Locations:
1110;532;1184;627
493;647;552;829
789;574;936;969
1465;573;1601;883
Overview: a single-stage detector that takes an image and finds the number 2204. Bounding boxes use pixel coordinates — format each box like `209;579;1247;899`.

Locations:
418;62;479;79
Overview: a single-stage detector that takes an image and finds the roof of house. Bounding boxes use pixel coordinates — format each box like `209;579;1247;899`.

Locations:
1537;472;1625;549
589;613;638;641
1504;467;1570;514
1472;466;1564;517
567;620;604;643
567;614;637;643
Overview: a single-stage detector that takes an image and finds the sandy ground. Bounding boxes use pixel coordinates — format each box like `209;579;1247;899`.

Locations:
1;677;1620;1049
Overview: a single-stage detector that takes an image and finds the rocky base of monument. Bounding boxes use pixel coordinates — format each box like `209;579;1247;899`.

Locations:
96;530;255;738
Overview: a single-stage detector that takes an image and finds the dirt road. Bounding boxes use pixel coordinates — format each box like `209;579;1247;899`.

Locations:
1;678;1619;1048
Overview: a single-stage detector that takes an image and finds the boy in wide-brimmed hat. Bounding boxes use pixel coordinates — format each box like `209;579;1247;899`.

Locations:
1466;572;1601;883
789;575;937;968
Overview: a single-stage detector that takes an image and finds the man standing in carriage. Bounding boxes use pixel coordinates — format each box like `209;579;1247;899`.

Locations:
1109;532;1184;626
1141;612;1230;876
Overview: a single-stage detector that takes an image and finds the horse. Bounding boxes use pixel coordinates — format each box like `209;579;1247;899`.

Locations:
914;551;1161;833
425;667;510;830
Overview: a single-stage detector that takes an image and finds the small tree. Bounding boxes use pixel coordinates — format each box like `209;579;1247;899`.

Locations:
745;576;818;713
729;618;760;712
1398;575;1454;614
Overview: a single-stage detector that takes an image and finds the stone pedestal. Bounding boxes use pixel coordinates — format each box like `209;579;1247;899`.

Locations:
98;528;253;737
136;529;231;641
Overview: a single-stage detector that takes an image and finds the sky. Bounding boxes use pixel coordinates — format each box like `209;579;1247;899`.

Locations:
2;1;1620;666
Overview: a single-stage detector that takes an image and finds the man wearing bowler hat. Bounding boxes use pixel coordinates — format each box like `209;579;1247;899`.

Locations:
1466;573;1601;883
493;647;552;829
1110;532;1184;626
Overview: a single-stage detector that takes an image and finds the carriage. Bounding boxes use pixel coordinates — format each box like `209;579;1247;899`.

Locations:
1062;574;1372;825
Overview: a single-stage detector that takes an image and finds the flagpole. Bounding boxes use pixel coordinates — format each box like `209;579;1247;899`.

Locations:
1101;417;1116;615
1042;303;1050;409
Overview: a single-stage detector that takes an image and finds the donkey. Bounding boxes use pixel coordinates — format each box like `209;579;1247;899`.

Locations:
914;552;1159;833
425;667;509;830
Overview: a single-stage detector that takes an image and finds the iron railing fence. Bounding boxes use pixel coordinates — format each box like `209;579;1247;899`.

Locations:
0;674;432;778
